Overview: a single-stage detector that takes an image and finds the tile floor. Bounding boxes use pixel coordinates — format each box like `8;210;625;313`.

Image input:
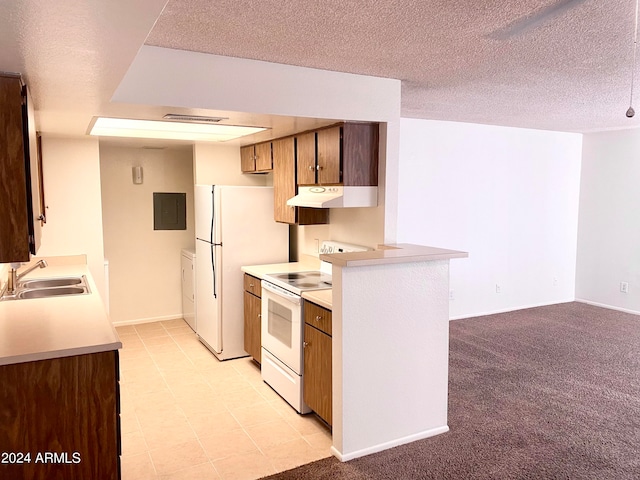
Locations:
115;318;332;480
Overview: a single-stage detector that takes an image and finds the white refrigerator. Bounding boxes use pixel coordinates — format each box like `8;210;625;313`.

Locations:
195;185;289;360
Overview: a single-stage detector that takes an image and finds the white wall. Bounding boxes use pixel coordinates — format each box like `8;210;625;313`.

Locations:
397;118;583;318
100;145;194;324
576;129;640;314
114;47;401;244
193;143;269;186
37;137;107;301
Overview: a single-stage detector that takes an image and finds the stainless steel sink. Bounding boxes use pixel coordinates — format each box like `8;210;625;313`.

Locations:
19;277;83;289
18;286;87;299
1;276;90;301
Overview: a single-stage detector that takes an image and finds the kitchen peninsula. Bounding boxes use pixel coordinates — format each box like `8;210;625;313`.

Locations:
321;243;467;461
0;256;122;480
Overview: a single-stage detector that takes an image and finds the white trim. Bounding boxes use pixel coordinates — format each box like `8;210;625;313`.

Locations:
331;425;450;462
111;314;184;327
574;298;640;317
448;298;576;321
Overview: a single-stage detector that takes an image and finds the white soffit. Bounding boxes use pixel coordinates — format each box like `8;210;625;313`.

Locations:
112;46;401;122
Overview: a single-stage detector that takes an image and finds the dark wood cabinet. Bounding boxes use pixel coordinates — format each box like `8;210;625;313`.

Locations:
272;137;329;225
241;142;273;173
297;122;379;187
0;73;44;263
0;350;121;479
243;274;262;363
303;300;332;426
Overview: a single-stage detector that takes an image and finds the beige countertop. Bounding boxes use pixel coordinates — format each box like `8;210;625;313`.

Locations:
320;243;468;267
302;289;332;310
241;254;322;279
0;259;121;366
242;255;333;309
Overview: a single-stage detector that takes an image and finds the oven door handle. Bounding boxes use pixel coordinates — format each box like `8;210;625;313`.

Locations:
261;280;301;304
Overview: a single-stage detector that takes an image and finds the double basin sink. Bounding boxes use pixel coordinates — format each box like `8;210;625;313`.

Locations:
1;276;90;301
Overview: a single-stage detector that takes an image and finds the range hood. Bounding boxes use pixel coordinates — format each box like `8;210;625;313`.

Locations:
286;186;377;208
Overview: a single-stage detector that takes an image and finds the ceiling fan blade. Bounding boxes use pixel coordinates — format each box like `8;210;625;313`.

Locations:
488;0;588;40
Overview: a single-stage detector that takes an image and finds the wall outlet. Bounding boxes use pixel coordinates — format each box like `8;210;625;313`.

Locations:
495;284;501;294
449;290;455;300
620;281;629;293
553;277;558;287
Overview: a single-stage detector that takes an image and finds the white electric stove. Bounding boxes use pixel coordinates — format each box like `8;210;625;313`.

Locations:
260;241;370;414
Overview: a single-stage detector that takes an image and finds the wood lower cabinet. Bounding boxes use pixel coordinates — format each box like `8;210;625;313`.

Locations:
243;274;262;363
303;301;332;426
0;350;121;479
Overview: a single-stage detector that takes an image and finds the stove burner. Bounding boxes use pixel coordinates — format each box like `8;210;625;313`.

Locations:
277;273;305;279
297;282;318;288
305;272;321;277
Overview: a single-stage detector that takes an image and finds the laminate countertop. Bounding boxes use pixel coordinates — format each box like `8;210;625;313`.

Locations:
242;255;333;309
320;243;468;267
0;258;121;366
241;254;322;279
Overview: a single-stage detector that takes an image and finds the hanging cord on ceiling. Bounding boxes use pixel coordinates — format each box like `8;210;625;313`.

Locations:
627;0;640;117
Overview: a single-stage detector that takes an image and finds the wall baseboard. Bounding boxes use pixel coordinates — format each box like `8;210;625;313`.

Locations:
331;425;449;462
112;314;184;327
449;298;576;321
574;298;640;317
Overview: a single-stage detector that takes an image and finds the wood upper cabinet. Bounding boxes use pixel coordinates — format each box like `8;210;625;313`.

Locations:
296;131;316;185
273;137;297;224
303;301;332;426
316;126;341;184
297;122;379;187
240;145;256;172
273;137;329;225
241;143;272;173
243;274;262;363
255;142;273;171
0;74;43;263
0;351;121;479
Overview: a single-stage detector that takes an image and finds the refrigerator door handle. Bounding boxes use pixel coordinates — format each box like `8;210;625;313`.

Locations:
210;185;215;244
210;244;217;299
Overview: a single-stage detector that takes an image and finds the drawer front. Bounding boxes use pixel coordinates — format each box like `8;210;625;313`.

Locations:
304;301;332;336
244;274;261;297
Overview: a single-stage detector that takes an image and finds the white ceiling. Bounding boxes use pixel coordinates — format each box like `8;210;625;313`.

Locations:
1;0;639;145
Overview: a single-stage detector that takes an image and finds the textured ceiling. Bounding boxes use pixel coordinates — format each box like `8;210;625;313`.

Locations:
1;0;639;139
145;0;639;133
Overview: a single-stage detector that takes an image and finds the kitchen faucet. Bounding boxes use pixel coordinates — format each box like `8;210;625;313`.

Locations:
7;259;48;295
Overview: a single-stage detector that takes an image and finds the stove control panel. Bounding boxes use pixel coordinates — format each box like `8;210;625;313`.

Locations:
319;241;372;254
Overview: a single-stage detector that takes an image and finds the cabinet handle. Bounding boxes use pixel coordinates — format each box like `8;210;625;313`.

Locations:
316;165;323;171
303;341;309;348
308;166;314;171
249;283;254;288
316;315;322;321
258;313;262;318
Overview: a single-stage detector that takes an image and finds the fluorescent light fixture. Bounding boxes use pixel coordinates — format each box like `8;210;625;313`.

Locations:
89;117;267;142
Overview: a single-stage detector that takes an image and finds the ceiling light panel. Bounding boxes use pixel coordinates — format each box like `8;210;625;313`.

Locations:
89;117;266;142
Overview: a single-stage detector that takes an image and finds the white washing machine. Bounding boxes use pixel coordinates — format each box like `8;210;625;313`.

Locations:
181;248;196;332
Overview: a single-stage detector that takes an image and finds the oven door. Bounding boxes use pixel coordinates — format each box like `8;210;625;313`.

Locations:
261;280;303;374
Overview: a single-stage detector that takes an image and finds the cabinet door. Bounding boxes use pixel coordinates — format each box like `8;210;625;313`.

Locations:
316;126;342;185
240;145;256;172
244;291;262;363
255;142;273;171
304;324;332;425
0;75;30;262
304;301;332;335
272;137;296;224
0;351;120;479
296;131;316;185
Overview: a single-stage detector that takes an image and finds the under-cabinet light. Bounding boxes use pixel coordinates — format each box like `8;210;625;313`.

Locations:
89;117;266;142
